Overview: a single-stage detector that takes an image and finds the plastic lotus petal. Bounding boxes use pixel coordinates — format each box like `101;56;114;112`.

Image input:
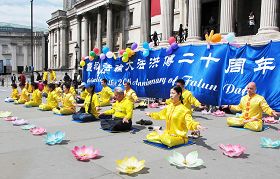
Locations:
21;124;36;130
167;151;204;168
44;131;65;145
201;109;211;115
219;144;246;157
4;116;18;121
149;103;159;108
12;119;29;126
71;145;99;161
260;137;280;148
0;111;12;118
263;117;279;124
30;127;47;135
116;156;145;174
212;110;225;117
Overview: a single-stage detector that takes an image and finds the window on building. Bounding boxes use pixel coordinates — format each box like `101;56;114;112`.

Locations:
69;30;72;41
115;15;120;29
129;10;133;26
55;33;57;43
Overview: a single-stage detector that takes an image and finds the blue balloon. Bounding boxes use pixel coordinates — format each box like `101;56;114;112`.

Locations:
143;42;150;50
166;47;173;55
226;33;235;43
102;46;110;54
171;42;179;50
143;49;150;57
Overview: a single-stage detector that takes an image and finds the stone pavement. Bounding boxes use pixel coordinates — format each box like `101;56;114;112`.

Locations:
0;86;279;179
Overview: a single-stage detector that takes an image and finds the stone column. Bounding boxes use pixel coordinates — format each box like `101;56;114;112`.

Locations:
60;24;67;68
106;4;113;50
258;0;279;34
220;0;235;34
88;16;92;51
120;9;126;49
160;0;175;40
179;0;186;27
96;9;102;50
140;0;151;43
187;0;201;40
23;45;28;67
57;28;60;69
48;31;51;69
11;44;17;73
76;15;82;61
83;15;89;56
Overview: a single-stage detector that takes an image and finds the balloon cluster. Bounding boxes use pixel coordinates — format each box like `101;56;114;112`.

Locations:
100;46;115;60
142;41;154;57
205;30;222;44
166;37;179;55
119;42;138;62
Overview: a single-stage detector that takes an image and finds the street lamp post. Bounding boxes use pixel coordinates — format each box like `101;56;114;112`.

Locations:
30;0;33;69
74;43;80;70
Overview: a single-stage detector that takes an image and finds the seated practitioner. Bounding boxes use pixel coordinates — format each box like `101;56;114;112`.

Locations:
25;82;42;107
165;79;203;114
72;83;100;122
14;83;30;104
43;68;49;82
53;83;76;115
69;83;77;97
26;82;33;93
99;87;133;132
98;78;114;106
76;82;88;104
50;69;56;83
42;80;49;98
145;86;206;148
226;82;279;132
39;83;59;111
55;81;63;98
5;84;19;102
124;82;138;103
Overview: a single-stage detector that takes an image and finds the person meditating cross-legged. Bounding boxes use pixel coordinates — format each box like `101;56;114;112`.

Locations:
39;83;59;111
97;78;114;107
14;83;30;104
25;82;42;107
226;82;279;132
53;83;76;115
99;87;133;132
72;83;100;122
145;86;206;148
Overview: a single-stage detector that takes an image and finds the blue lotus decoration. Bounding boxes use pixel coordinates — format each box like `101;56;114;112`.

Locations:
45;131;65;145
260;137;280;148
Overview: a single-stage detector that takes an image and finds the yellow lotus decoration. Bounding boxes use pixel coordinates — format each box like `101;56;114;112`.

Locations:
116;156;145;174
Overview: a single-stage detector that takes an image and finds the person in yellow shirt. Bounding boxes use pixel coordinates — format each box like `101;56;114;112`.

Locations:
76;82;88;104
49;69;56;83
69;83;77;97
145;86;206;148
5;84;19;102
226;82;279;132
39;83;59;111
25;82;42;107
26;82;33;93
42;68;49;82
165;79;203;114
98;79;114;106
99;87;133;131
54;81;63;98
53;83;76;115
14;83;30;104
124;82;138;103
72;82;100;122
42;80;49;98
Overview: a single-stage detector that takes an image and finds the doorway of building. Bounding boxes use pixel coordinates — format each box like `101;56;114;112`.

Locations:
201;0;220;39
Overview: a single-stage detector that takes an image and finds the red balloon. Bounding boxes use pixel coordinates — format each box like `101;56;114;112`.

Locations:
93;48;100;55
168;37;176;45
119;49;125;56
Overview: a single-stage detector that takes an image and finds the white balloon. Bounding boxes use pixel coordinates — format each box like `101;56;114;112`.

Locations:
106;51;114;58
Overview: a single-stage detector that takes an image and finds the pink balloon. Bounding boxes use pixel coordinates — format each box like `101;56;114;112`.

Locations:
168;37;176;45
93;48;100;55
100;53;106;60
119;49;125;56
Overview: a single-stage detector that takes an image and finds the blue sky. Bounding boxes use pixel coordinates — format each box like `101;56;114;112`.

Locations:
0;0;63;28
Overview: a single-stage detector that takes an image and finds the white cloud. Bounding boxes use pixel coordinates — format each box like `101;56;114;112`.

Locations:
0;0;62;28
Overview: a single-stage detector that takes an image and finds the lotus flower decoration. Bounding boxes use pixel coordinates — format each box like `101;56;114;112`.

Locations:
167;151;204;168
260;137;280;148
12;119;29;126
219;144;246;157
263;117;279;124
71;145;99;161
0;111;12;118
21;124;36;130
201;109;211;115
235;113;242;117
212;110;225;117
44;131;65;145
4;117;18;121
30;127;47;135
116;156;145;174
149;103;159;108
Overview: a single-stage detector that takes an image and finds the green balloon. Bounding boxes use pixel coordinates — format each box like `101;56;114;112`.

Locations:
89;51;95;57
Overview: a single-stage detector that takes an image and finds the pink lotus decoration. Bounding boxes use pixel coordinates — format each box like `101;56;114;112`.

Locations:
30;127;47;135
263;117;279;124
149;103;159;108
71;145;99;161
219;144;246;157
4;117;18;121
201;109;211;115
12;119;29;126
212;110;225;117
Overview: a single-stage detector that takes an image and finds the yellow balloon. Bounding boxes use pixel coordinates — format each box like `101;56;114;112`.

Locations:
122;56;129;63
80;60;85;67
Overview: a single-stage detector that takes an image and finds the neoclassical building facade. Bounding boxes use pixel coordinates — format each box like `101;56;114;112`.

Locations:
47;0;280;70
0;23;48;74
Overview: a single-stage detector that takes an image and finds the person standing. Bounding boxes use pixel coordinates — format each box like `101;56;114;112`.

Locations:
248;11;255;35
43;68;49;82
50;69;56;83
178;24;184;43
18;72;26;86
11;74;16;84
152;31;158;46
